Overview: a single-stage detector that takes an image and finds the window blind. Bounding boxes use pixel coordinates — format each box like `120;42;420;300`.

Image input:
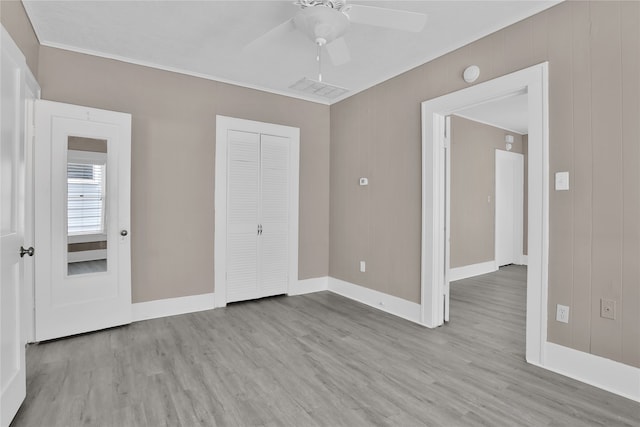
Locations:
67;163;105;235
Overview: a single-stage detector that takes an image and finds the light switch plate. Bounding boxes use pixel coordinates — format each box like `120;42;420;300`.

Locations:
360;261;366;272
555;171;570;191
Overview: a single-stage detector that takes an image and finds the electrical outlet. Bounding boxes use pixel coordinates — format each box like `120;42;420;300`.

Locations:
600;299;616;320
556;304;570;323
360;261;366;273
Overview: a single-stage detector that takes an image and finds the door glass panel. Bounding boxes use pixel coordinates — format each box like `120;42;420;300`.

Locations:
66;136;108;275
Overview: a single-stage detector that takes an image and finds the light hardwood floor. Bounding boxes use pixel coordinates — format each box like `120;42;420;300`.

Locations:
11;266;640;426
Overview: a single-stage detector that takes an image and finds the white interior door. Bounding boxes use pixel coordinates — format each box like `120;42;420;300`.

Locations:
215;116;299;307
225;132;292;303
35;100;132;342
1;27;29;427
259;134;290;298
495;150;524;267
226;130;260;303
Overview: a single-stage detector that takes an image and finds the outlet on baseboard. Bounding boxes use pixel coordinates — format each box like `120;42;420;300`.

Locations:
556;304;570;323
600;299;616;320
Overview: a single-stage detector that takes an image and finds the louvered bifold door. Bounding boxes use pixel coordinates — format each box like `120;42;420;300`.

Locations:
226;130;260;303
259;135;290;297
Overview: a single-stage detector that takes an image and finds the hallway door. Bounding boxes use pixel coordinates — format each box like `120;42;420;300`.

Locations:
495;150;524;267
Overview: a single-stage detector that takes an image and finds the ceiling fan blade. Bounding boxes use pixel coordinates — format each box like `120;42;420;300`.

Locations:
326;37;351;66
243;18;296;53
345;4;427;33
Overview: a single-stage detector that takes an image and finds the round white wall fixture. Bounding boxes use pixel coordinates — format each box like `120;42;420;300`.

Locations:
463;65;480;83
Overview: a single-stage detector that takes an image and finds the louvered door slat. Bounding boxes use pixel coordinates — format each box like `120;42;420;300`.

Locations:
226;130;259;302
259;135;290;296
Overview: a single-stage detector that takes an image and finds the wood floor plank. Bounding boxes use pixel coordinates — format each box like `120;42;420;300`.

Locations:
11;266;640;426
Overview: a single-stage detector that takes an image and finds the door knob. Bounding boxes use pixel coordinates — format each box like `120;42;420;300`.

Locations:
19;246;34;257
120;230;128;237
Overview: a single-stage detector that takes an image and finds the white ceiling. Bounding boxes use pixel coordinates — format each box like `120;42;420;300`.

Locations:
456;91;529;134
23;1;559;105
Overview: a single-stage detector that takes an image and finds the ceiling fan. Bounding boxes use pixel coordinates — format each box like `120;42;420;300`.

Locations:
245;0;428;67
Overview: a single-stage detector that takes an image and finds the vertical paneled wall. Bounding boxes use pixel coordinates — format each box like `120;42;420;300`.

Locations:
329;1;640;368
449;116;525;269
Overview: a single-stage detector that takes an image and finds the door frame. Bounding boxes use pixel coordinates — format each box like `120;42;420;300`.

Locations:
495;149;525;267
22;65;40;344
214;116;300;307
421;63;549;366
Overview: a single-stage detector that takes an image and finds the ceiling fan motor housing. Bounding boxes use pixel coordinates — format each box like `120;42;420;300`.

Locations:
293;5;350;44
296;0;347;11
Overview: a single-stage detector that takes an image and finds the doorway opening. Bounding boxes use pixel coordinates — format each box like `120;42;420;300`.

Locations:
420;63;549;366
449;91;529;278
446;93;530;360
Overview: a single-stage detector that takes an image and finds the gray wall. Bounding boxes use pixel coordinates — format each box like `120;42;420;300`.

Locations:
449;115;524;268
36;46;331;303
330;1;639;368
0;0;39;75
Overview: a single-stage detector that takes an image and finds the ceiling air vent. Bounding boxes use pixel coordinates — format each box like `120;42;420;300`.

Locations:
289;77;348;100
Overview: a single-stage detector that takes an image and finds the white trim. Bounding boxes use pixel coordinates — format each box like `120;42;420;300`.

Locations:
67;249;107;263
520;255;529;265
214;116;300;308
328;278;423;326
132;293;216;322
421;63;549;368
449;261;498;282
23;57;41;345
289;277;328;296
541;343;640;402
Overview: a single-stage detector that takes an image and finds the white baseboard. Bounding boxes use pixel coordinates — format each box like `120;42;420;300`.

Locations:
542;342;640;402
449;260;498;281
520;255;528;265
132;292;216;322
289;276;328;295
328;277;423;326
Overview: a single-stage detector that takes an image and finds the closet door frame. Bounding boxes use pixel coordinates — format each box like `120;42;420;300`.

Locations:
214;116;299;307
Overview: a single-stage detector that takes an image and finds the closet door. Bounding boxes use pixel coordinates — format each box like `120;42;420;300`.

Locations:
215;115;299;307
226;130;260;303
259;135;290;297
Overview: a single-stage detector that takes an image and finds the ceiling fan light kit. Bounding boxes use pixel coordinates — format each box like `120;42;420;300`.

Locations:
293;6;350;45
